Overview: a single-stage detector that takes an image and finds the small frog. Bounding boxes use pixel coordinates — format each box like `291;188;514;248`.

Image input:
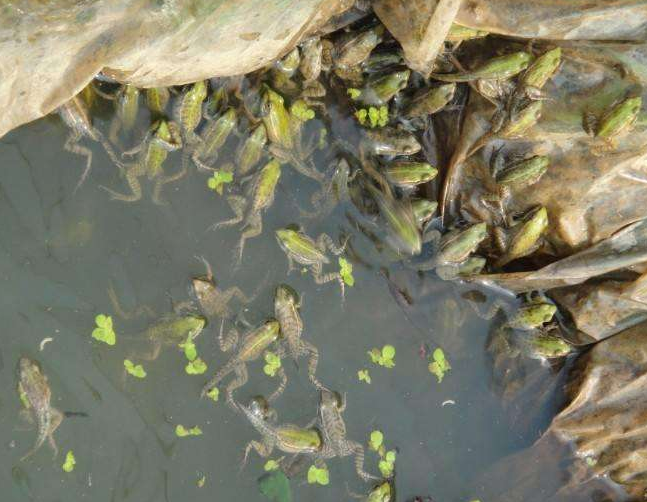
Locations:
275;227;346;298
334;25;384;69
191;107;238;171
235;124;267;176
506;294;556;331
145;87;171;117
57;95;121;191
402;83;456;119
173;80;208;145
201;320;285;408
17;358;64;461
212;159;281;266
299;37;323;82
192;256;254;320
493;206;548;267
431;51;532;83
363;127;421;156
353;70;410;106
365;182;422;255
383;161;438;188
107;84;141;146
100;119;184;204
274;285;325;389
411;199;438;230
520;331;572;359
584;95;642;147
240;396;323;466
316;390;378;481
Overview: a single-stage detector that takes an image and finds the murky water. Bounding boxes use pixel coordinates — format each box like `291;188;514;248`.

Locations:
0;101;555;501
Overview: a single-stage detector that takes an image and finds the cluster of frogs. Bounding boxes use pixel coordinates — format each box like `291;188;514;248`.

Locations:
19;12;646;501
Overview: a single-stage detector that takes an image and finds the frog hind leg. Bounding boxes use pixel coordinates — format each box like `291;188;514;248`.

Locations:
267;367;287;403
242;439;274;470
152;162;188;205
191;152;217;172
210;195;246;231
100;164;144;203
140;340;162;361
317;233;346;255
348;441;378;482
64;131;93;193
47;408;64;458
312;263;345;301
226;364;249;410
219;320;240;352
234;213;262;268
300;340;326;391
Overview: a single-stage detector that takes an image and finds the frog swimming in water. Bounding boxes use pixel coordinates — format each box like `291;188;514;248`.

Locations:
17;357;64;461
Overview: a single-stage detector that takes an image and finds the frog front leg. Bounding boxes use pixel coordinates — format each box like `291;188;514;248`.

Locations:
225;364;249;410
221;286;252;307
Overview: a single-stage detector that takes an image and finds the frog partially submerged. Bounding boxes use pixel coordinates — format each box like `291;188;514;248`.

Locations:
493;206;548;267
173;80;208;146
192;256;254;320
212;159;281;266
584;95;642;149
108;284;206;361
315;389;378;481
201;320;286;408
57;94;121;192
190;107;238;171
275;227;347;298
101;119;184;204
17;357;64;461
274;285;325;389
94;84;140;146
302;157;354;219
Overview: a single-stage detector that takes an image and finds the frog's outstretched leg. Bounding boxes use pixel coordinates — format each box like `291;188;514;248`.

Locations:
47;408;64;459
219;320;239;352
221;286;252;307
210;195;246;231
349;442;379;482
234;214;262;267
313;264;345;300
301;340;326;391
242;439;273;469
317;233;346;255
152;162;187;205
226;365;249;410
267;367;287;403
64;131;93;193
107;283;155;320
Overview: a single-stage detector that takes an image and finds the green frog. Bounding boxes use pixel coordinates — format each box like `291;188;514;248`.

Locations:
201;320;285;408
383;161;438;188
191;107;238;171
334;25;384;69
299;37;323;82
173;80;208;145
212;159;281;266
353;70;410;106
17;358;64;461
107;84;141;146
235;124;267;176
493;206;548;267
403;83;456;119
275;227;346;298
240;396;323;466
431;51;532;83
192;257;253;320
363;127;421;156
506;294;557;331
57;95;121;192
145;87;171;117
302;157;354;219
316;390;378;481
584;95;642;147
100;119;184;204
274;285;325;389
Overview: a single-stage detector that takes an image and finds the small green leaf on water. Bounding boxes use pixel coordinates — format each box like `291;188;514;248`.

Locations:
381;345;395;367
428;348;451;383
124;359;146;378
368;348;382;364
92;314;116;345
378;106;389;127
307;465;329;486
264;460;280;471
379;449;396;477
206;387;219;402
175;424;203;437
385;450;396;463
179;339;197;361
357;369;371;384
197;475;206;488
207;170;234;195
263;351;282;377
318;128;328;150
185;357;208;375
368;107;379;128
258;470;292;502
347;88;361;100
338;258;355;287
369;430;384;452
290;100;315;121
62;450;76;473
